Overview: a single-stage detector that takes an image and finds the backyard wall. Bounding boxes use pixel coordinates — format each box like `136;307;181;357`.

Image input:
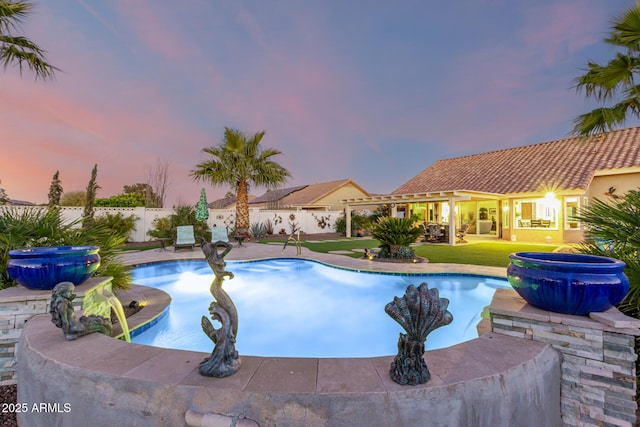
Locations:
0;206;342;242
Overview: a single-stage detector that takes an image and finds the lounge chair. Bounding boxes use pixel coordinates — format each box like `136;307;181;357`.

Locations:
174;225;196;251
210;226;229;243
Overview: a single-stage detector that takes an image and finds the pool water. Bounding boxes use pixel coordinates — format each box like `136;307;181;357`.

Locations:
130;259;508;358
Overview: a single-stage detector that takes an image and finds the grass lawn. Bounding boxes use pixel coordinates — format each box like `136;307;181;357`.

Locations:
412;242;560;268
263;238;561;268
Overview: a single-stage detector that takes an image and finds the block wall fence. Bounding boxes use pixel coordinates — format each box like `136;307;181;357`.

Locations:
0;206;343;243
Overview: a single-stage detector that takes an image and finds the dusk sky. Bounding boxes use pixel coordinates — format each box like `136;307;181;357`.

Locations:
1;0;638;207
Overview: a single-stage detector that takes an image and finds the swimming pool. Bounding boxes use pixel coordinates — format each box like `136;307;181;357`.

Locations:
130;258;509;358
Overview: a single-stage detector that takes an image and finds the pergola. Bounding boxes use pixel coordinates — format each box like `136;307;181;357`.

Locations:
342;190;504;245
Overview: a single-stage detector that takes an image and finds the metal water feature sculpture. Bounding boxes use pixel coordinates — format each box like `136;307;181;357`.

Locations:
385;282;453;385
199;240;241;377
50;282;112;340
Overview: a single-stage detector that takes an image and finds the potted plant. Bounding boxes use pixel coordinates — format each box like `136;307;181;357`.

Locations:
507;252;629;315
7;246;101;290
479;207;488;220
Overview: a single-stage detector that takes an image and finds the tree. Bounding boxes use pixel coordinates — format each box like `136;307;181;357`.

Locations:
47;170;63;206
0;0;58;80
145;158;170;208
123;183;158;208
191;128;291;230
60;191;85;206
572;3;640;136
0;179;8;204
82;164;100;228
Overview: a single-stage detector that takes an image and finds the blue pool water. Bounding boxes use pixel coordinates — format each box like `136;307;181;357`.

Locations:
130;259;508;358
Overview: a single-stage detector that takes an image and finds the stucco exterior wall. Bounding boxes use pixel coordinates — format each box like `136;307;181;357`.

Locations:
313;183;369;211
588;171;640;200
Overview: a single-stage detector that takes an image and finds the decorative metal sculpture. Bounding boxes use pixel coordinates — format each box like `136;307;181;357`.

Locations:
199;239;241;377
385;282;453;385
282;222;302;255
50;282;112;340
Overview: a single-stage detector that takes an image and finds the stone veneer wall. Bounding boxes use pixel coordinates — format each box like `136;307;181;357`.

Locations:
489;288;640;427
0;277;112;384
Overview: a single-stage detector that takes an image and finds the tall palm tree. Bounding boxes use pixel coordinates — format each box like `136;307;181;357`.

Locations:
0;0;58;80
192;128;291;231
572;3;640;136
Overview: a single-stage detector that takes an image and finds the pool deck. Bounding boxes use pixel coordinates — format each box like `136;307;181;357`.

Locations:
118;240;507;277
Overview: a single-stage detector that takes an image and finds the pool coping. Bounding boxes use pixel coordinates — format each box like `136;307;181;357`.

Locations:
18;313;561;427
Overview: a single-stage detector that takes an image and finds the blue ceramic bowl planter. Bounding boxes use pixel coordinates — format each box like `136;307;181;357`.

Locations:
7;246;101;291
507;252;629;316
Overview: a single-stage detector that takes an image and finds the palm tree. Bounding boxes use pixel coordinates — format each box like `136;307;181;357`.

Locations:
0;0;58;80
192;128;291;231
572;3;640;136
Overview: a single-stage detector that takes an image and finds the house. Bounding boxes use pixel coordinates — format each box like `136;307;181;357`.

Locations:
4;198;35;206
208;195;256;209
342;127;640;244
250;179;370;211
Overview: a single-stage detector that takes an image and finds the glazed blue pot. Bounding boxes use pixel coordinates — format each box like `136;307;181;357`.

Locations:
507;252;629;316
7;246;101;290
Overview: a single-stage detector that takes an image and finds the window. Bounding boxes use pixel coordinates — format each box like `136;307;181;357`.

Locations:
564;197;581;230
514;198;558;229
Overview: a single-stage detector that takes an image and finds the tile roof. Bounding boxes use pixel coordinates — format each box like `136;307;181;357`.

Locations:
392;127;640;196
209;195;256;208
249;185;308;204
281;179;367;206
250;179;369;206
208;197;236;209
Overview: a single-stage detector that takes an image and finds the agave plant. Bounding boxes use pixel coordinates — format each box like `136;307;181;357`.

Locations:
249;222;268;239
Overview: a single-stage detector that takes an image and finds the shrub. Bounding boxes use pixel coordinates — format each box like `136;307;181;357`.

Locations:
264;218;274;235
93;212;138;242
396;245;416;259
0;207;131;292
147;205;211;243
250;222;268;239
95;193;145;207
371;216;422;252
333;212;372;235
576;190;640;317
147;216;172;239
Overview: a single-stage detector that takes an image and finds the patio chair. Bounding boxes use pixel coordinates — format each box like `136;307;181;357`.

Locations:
427;224;443;242
210;226;229;243
456;224;469;243
174;225;196;251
